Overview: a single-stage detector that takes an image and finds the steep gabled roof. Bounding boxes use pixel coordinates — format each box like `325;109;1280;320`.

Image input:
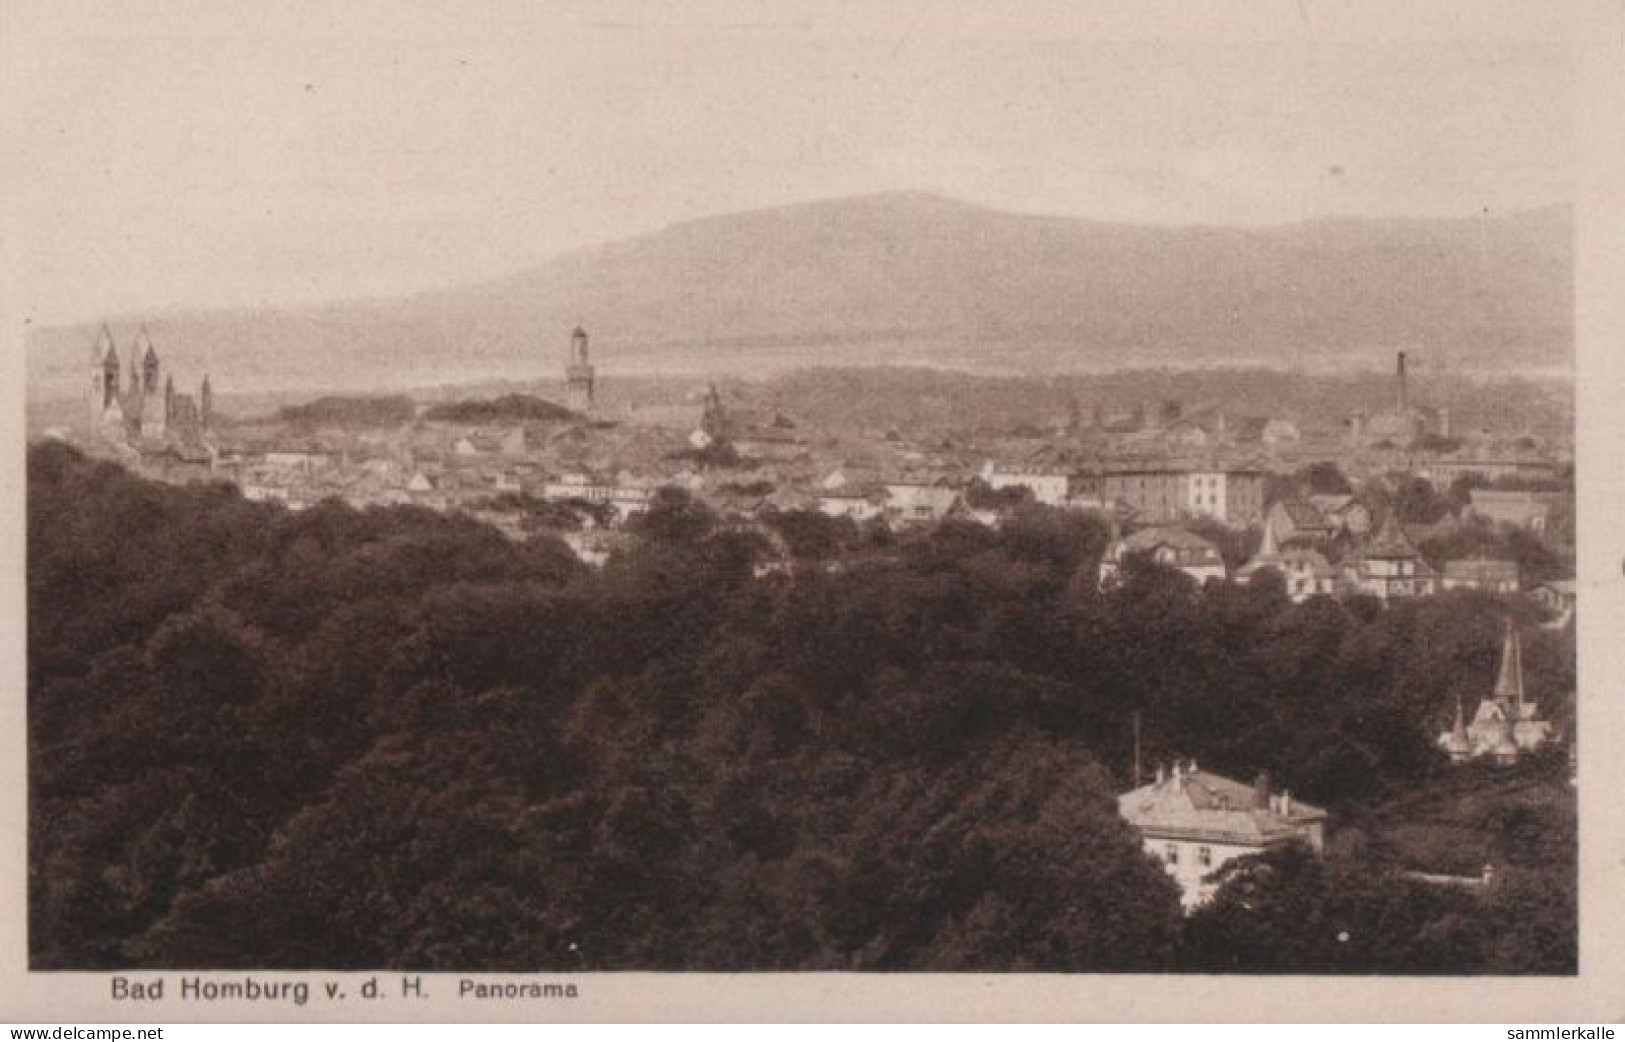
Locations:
1358;510;1425;561
1277;499;1332;529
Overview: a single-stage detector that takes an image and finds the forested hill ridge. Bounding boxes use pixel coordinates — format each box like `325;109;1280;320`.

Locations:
28;442;1573;972
26;193;1571;398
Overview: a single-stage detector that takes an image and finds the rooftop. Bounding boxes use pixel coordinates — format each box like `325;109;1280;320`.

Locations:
1116;525;1220;555
1118;765;1325;847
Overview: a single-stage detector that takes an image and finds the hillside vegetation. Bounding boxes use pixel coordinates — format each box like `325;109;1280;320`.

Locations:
27;443;1574;971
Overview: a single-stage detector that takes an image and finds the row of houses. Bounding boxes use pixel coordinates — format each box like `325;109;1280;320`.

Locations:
813;458;1272;528
1100;512;1573;610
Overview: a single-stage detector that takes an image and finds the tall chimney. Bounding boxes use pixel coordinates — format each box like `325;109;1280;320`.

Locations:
1396;351;1408;413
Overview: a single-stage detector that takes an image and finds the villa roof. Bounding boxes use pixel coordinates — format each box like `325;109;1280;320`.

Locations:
1237;547;1335;578
1115;525;1219;555
1118;767;1325;846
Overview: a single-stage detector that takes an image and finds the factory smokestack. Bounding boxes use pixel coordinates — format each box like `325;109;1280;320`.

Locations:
1396;351;1409;412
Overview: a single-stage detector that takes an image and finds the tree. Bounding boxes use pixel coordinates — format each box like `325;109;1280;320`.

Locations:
1301;461;1353;496
1390;476;1454;524
760;508;855;561
626;488;717;544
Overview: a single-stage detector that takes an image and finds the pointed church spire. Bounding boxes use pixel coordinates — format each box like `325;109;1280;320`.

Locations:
94;324;115;364
1493;618;1525;709
1258;516;1279;557
1366;507;1416;558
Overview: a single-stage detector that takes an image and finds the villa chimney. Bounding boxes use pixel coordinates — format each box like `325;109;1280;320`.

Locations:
1396;351;1409;413
1280;789;1292;818
1155;764;1166;785
1253;772;1270;809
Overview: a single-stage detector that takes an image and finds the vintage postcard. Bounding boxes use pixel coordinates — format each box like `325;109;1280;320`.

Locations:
3;0;1623;1023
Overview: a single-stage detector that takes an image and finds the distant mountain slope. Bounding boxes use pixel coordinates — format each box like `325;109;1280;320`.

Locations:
27;192;1572;398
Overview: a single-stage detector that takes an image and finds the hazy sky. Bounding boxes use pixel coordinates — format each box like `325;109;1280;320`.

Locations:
4;0;1576;325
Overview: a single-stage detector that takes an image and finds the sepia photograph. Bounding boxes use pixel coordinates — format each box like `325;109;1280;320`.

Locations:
4;0;1619;1024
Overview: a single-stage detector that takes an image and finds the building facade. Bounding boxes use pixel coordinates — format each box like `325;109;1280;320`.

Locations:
1441;558;1520;594
1099;463;1265;526
1236;522;1337;602
981;462;1073;507
1341;512;1437;601
1118;764;1327;910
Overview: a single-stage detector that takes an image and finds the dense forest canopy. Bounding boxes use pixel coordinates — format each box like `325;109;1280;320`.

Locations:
27;443;1574;971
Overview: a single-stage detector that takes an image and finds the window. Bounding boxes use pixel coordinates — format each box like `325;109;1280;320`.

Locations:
1198;846;1213;868
1164;844;1180;866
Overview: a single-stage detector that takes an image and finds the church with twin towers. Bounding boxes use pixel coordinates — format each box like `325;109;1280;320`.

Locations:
87;324;214;447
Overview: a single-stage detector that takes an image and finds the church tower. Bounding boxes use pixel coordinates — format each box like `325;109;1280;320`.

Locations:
701;382;730;441
89;325;122;436
134;327;168;440
566;326;595;415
